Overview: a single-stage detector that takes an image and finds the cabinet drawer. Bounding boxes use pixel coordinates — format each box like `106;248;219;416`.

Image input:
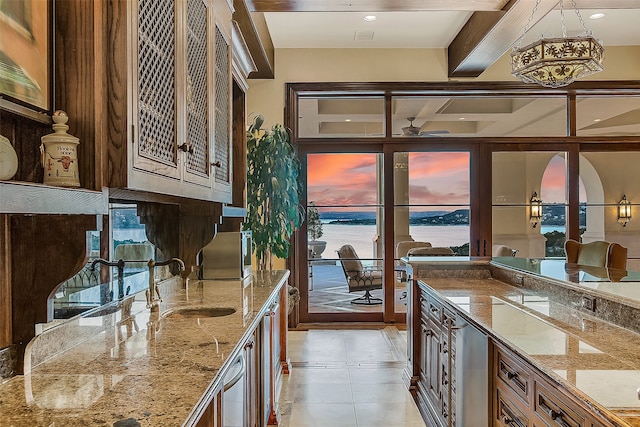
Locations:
497;388;529;427
427;299;443;322
495;347;532;406
534;381;586;427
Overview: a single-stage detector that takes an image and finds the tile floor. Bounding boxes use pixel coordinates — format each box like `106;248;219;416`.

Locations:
277;327;426;427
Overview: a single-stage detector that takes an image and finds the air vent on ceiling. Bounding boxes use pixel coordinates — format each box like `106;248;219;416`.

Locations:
354;30;374;41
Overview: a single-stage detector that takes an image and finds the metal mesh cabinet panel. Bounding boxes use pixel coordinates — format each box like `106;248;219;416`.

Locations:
137;0;176;165
214;26;230;184
185;0;209;177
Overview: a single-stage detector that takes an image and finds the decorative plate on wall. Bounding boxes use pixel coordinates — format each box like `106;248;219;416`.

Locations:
0;134;18;180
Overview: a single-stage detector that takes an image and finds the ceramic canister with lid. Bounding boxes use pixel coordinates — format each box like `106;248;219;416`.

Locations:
40;110;80;187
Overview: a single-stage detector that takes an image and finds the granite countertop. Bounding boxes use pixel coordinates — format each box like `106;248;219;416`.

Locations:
0;270;289;427
420;277;640;426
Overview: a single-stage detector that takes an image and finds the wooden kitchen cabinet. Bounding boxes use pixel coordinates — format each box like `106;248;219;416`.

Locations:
415;283;457;427
106;0;232;202
195;382;223;427
193;283;287;427
262;295;284;425
492;341;608;427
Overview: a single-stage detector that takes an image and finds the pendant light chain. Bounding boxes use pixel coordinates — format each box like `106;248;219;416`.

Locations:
515;0;541;49
571;0;592;36
560;0;566;38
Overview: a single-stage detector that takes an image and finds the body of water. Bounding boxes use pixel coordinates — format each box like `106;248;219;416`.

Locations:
113;228;148;243
113;224;564;261
316;224;563;260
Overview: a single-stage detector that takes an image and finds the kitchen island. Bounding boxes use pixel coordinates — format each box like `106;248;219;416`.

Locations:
404;257;640;427
0;270;289;426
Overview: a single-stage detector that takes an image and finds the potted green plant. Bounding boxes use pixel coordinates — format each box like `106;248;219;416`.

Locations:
245;115;304;270
307;201;326;258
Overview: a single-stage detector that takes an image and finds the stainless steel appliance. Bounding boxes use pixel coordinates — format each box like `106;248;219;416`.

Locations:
455;314;489;426
199;231;252;279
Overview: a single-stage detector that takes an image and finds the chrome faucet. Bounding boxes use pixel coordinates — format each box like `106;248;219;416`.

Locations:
146;258;185;308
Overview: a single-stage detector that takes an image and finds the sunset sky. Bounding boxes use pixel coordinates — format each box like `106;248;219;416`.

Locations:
307;152;573;212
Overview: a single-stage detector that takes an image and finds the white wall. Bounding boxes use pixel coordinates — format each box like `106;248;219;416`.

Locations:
247;46;640;125
246;46;640;267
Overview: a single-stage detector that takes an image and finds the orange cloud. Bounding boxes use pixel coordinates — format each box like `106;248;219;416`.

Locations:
308;152;470;208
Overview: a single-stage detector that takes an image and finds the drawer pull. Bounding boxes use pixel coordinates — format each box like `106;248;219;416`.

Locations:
548;409;571;427
539;397;572;427
430;306;439;313
499;360;526;393
499;402;526;427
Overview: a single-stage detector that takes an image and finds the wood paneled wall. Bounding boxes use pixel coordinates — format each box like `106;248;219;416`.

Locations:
54;0;101;191
11;215;97;372
0;215;11;349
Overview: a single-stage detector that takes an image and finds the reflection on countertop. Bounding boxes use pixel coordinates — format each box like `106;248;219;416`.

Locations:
0;270;289;427
423;276;640;424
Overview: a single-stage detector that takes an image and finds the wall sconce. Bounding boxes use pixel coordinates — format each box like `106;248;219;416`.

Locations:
530;191;542;228
618;195;631;227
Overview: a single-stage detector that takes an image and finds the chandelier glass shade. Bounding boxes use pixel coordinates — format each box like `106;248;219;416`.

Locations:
511;0;604;88
511;36;604;88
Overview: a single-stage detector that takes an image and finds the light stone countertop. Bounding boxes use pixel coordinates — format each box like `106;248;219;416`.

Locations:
0;270;289;427
420;277;640;427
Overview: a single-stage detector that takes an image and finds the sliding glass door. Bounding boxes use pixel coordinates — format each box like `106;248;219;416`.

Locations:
393;152;470;315
304;153;384;320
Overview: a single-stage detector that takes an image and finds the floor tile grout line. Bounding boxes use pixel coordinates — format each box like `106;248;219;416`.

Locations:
281;328;426;427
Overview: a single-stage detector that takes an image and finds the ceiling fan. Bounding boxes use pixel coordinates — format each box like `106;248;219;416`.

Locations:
400;117;449;137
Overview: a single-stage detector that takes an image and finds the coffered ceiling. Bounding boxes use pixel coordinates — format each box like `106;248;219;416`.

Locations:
240;0;640;78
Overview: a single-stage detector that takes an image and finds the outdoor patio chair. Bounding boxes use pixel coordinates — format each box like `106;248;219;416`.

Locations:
492;244;518;257
395;241;432;282
406;246;455;256
565;240;628;270
337;244;383;305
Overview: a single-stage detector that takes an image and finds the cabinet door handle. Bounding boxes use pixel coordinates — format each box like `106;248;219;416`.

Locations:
211;161;222;168
178;142;194;153
506;371;518;380
430;306;438;313
265;302;279;317
223;353;246;392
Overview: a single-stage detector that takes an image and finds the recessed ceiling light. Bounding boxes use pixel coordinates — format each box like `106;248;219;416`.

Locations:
594;118;601;122
458;117;466;120
345;119;352;122
590;13;605;20
363;15;378;22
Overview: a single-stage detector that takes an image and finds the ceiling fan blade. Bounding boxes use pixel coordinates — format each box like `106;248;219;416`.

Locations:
419;130;450;136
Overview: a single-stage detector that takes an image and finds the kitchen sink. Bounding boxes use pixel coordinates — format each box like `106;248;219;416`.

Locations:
162;306;236;319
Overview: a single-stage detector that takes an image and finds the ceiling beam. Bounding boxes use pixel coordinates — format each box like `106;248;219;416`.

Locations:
448;0;558;78
246;0;509;12
448;0;640;78
233;0;275;79
574;0;640;8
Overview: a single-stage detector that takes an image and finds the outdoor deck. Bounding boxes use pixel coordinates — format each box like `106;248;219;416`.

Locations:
308;261;407;314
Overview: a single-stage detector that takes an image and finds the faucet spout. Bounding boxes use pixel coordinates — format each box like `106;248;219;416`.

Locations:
90;258;126;300
145;258;185;308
